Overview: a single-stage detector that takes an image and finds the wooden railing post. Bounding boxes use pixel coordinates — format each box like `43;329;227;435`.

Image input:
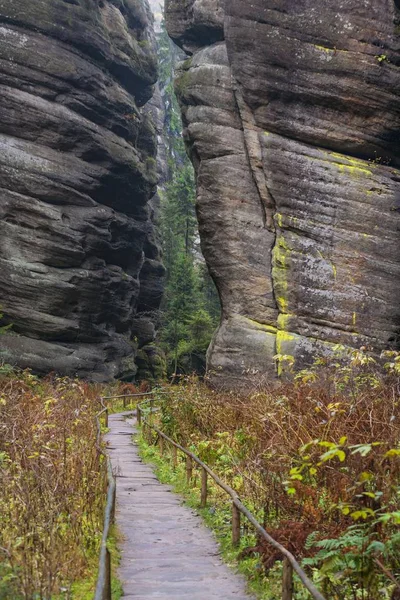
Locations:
282;557;294;600
172;446;178;469
103;548;112;600
105;409;108;428
232;502;241;547
201;467;208;508
159;435;164;456
137;406;141;426
150;398;154;424
123;397;127;409
186;456;193;485
111;484;116;525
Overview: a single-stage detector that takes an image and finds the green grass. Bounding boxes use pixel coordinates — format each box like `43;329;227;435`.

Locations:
105;399;138;415
109;527;124;600
52;528;122;600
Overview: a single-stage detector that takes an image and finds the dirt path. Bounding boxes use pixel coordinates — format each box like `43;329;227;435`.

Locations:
106;412;255;599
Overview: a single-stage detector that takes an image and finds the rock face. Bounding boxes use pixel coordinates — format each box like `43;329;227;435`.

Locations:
133;82;168;381
0;0;165;381
166;0;400;387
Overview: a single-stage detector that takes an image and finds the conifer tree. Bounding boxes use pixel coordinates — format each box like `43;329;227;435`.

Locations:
157;21;220;376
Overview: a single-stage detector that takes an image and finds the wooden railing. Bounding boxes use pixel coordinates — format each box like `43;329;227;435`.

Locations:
94;392;161;599
94;399;116;600
137;397;326;600
94;390;326;600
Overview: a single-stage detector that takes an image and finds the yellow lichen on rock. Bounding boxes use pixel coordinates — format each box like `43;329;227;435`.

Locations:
272;231;291;315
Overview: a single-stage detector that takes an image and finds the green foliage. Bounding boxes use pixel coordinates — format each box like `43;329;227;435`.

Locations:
303;525;399;599
146;350;400;599
376;54;389;63
0;305;12;335
161;168;197;264
157;21;220;376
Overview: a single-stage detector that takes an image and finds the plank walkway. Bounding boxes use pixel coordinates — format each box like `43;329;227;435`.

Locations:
106;412;255;600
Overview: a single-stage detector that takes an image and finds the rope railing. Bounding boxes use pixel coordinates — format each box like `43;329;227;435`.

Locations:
137;399;326;600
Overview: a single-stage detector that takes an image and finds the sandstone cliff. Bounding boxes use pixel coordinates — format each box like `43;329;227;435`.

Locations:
0;0;165;381
166;0;400;387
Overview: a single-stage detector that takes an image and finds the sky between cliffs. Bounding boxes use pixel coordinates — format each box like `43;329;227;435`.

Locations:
148;0;163;30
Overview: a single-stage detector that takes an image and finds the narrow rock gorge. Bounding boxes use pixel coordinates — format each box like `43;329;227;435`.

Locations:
0;0;165;380
166;0;400;387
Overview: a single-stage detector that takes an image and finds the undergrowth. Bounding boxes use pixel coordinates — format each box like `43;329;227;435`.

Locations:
141;348;400;599
0;368;123;599
104;381;154;415
137;433;285;599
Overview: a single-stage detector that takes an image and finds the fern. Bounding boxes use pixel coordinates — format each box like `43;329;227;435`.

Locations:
366;541;386;555
315;537;344;551
320;555;344;573
302;524;398;599
305;531;319;550
385;531;400;552
314;529;367;551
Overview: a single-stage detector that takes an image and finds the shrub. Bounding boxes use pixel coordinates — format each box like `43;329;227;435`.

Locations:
0;371;106;599
157;350;400;598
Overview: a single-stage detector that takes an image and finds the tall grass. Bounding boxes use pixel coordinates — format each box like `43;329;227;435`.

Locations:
0;370;106;599
157;350;400;598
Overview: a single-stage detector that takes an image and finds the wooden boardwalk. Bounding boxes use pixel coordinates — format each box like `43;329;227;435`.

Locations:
106;412;255;600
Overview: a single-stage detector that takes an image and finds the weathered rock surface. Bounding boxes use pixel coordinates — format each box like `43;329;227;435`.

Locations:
133;82;168;380
166;0;400;387
0;0;165;381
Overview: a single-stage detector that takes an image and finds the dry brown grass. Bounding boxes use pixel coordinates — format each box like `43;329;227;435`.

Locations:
0;370;107;599
159;353;400;594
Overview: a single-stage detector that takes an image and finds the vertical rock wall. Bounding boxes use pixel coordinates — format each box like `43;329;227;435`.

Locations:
166;0;400;387
0;0;165;381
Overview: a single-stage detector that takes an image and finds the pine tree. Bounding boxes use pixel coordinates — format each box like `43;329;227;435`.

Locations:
157;20;220;376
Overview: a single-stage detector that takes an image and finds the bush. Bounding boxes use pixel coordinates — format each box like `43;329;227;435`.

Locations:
157;350;400;598
0;371;107;599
